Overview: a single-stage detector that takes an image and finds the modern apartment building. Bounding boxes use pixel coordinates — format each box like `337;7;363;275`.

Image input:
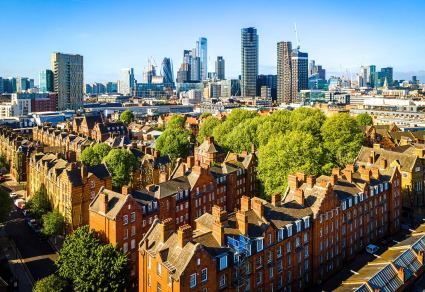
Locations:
241;27;258;98
277;41;293;103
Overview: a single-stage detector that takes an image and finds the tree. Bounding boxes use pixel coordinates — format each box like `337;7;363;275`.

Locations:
197;116;222;143
56;226;128;291
167;115;186;129
33;274;68;292
200;112;212;119
356;113;373;126
257;110;292;146
27;185;51;219
81;143;111;166
0;188;12;222
224;116;263;152
155;128;191;160
104;149;138;189
321;113;364;167
119;109;134;124
257;131;324;196
42;210;65;238
289;107;326;138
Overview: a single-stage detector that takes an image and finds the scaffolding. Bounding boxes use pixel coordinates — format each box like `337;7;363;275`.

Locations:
227;235;251;291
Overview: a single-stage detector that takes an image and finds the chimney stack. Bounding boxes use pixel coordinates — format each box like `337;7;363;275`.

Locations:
159;171;168;183
306;175;316;188
330;174;338;185
99;190;108;214
371;166;380;180
296;172;306;183
288;174;299;190
252;198;264;218
295;188;305;206
360;168;371;182
121;185;132;196
380;158;388;169
177;224;192;248
271;193;281;206
236;210;248;235
212;205;227;245
187;156;195;169
332;168;340;177
160;218;175;243
240;196;251;212
344;168;353;183
81;163;88;178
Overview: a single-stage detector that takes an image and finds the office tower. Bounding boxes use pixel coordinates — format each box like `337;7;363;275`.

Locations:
197;37;208;80
359;66;368;87
106;82;118;93
118;68;135;95
176;63;191;83
161;58;174;86
380;67;393;85
241;27;258;97
412;76;418;84
0;77;3;94
309;60;316;76
257;74;277;101
191;55;201;81
16;77;29;92
39;69;54;93
85;84;93;95
317;65;326;80
291;49;308;101
143;62;157;84
51;52;84;110
277;41;292;103
215;56;225;80
29;79;34;90
367;65;377;88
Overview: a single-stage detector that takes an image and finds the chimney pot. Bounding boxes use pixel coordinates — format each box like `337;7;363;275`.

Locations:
177;224;192;247
271;193;281;206
240;196;251;211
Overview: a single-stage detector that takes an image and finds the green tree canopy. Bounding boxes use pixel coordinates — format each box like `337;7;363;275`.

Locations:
119;109;134;124
289;107;326;137
167;115;186;129
27;185;51;219
42;210;65;238
33;274;68;292
104;149;138;189
321;113;364;167
224;116;264;152
197;116;222;143
356;113;373;126
81;143;112;166
200;112;212;119
257;110;292;146
155;128;191;160
257;131;325;196
56;226;128;291
0;188;12;222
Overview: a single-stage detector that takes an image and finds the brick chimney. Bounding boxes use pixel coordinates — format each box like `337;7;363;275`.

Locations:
288;174;299;190
81;163;88;179
306;175;316;188
373;143;382;150
99;190;109;214
240;196;251;212
121;185;132;196
330;174;338;185
192;160;202;175
380;158;388;169
207;136;214;144
252;198;264;218
344;169;353;183
295;188;305;205
212;205;227;245
296;172;306;183
332;168;340;177
187;156;195;169
160;218;175;243
360;168;371;182
271;193;281;206
371;166;380;180
346;164;355;172
236;210;248;235
159;171;168;183
177;224;192;248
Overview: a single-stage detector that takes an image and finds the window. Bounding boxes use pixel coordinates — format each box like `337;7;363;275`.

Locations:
295;220;302;232
219;255;228;270
287;241;291;253
269;266;274;279
123;242;128;253
303;233;308;243
201;268;208;282
303;216;310;228
123;215;128;225
190;273;197;288
257;238;264;252
131;239;136;250
157;283;161;292
257;272;262;285
277;246;282;258
131;225;136;236
268;233;272;246
123;228;128;240
267;251;273;263
286;224;293;237
278;229;284;241
148;256;151;269
157;262;162;276
219;274;226;288
256;256;262;268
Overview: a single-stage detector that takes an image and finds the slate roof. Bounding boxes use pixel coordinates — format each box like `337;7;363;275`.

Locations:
89;187;129;220
356;146;417;172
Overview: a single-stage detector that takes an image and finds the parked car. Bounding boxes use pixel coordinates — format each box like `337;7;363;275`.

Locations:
366;244;379;254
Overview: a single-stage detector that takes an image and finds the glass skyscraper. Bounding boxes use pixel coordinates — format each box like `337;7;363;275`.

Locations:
39;69;54;93
118;68;135;95
241;27;258;97
197;37;208;80
161;58;174;87
215;56;225;80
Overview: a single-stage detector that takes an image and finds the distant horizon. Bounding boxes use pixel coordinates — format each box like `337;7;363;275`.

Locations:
1;0;424;84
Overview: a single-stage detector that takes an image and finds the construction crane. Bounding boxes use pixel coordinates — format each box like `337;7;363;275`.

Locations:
294;23;301;50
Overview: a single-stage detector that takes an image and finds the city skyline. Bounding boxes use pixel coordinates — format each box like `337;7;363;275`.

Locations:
1;0;424;83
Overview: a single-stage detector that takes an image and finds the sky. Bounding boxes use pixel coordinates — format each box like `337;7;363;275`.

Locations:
0;0;424;83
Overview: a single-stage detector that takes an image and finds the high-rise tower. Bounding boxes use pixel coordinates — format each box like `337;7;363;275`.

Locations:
118;68;135;95
215;56;225;80
51;52;84;110
197;37;208;80
241;27;258;97
161;58;174;87
277;41;292;103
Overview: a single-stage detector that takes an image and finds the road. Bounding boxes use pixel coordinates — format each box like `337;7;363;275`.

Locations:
5;208;57;286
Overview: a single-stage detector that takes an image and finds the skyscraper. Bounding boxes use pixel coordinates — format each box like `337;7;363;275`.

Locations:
277;41;292;103
380;67;393;86
197;37;208;80
291;49;308;102
0;77;3;94
191;55;201;81
118;68;135;95
215;56;225;80
51;52;84;110
241;27;258;97
161;58;174;87
39;69;54;93
367;65;377;88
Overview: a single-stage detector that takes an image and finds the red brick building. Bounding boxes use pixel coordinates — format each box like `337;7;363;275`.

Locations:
31;93;57;112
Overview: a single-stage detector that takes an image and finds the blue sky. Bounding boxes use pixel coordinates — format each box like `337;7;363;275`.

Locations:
1;0;424;83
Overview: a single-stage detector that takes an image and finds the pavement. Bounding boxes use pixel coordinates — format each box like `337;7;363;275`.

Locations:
0;181;57;292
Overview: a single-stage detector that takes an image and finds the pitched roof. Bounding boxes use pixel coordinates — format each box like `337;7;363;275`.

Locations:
356;146;417;172
89;188;129;220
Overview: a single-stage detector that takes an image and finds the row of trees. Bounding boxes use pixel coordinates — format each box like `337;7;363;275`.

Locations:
81;144;138;189
33;226;128;292
196;108;370;197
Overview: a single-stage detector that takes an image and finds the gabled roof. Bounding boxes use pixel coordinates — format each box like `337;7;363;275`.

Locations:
356;146;417;172
89;188;129;220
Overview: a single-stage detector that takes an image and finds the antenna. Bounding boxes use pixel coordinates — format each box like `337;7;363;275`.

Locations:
294;23;300;49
